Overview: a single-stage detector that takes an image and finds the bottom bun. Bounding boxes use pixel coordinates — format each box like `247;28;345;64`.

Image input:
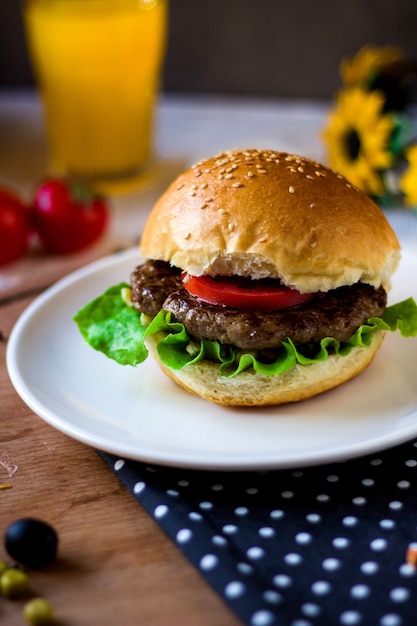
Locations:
146;332;385;407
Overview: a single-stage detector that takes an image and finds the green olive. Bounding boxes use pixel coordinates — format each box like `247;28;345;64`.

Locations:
23;598;54;625
0;567;30;597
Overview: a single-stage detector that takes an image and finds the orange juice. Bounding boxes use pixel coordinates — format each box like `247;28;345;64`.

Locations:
24;0;168;192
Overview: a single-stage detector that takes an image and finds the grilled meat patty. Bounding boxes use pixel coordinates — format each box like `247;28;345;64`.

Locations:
130;260;387;350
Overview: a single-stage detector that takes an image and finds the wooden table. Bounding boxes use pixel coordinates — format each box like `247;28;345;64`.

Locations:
0;91;327;625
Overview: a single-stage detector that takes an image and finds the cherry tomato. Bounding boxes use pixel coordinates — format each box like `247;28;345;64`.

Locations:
182;273;315;310
0;187;30;266
32;179;109;254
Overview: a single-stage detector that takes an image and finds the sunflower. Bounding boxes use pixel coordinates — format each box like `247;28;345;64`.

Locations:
322;87;395;196
399;144;417;206
340;45;403;88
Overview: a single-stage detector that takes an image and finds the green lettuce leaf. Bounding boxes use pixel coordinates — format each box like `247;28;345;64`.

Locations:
73;285;417;378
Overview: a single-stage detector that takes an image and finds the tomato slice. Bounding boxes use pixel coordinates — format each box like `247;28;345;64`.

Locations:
181;273;314;310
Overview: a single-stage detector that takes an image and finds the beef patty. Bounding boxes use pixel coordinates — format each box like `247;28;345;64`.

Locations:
130;260;387;350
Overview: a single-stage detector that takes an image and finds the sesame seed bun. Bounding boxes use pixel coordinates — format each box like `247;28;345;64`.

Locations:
140;148;400;293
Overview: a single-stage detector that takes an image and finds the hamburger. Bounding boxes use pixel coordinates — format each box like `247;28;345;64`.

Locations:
74;149;417;406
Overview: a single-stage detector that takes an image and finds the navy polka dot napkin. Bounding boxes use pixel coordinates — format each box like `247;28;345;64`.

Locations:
98;437;417;626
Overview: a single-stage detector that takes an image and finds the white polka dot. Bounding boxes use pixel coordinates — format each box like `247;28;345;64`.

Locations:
380;613;402;626
263;589;282;604
292;620;311;626
251;609;275;626
311;580;332;595
237;562;254;575
114;459;125;471
176;528;193;544
270;509;285;520
333;537;350;549
281;490;294;499
362;478;375;487
397;480;410;489
370;458;382;465
327;474;339;482
145;465;157;472
351;584;371;599
284;553;303;566
223;524;238;535
292;470;303;477
370;538;388;552
295;532;312;545
247;546;265;560
178;479;189;486
380;519;396;530
211;483;224;491
306;513;321;523
212;535;228;546
390;587;410;603
154;504;168;518
247;487;258;495
301;603;321;617
273;574;292;588
405;459;417;467
343;516;358;527
133;481;145;494
389;501;403;510
340;610;362;624
189;512;203;522
259;527;275;538
317;493;330;502
322;558;341;571
200;554;219;570
224;581;245;599
235;507;249;517
352;496;367;506
199;501;213;510
360;561;379;575
167;489;179;497
399;563;416;577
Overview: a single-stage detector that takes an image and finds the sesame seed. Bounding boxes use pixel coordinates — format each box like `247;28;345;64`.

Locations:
257;169;267;174
200;203;208;209
228;223;235;232
218;174;224;180
201;182;208;189
184;232;191;240
232;182;244;188
191;184;198;189
219;209;227;214
289;186;295;193
306;175;315;180
247;172;255;177
224;173;234;179
258;237;267;243
206;197;213;202
298;166;304;172
177;183;184;190
188;191;196;197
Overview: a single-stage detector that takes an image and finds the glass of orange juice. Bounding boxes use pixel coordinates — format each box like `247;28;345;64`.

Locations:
23;0;168;194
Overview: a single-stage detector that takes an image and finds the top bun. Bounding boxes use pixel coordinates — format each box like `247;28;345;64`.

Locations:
140;149;400;293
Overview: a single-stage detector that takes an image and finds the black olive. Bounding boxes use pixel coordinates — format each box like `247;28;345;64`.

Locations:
4;518;58;569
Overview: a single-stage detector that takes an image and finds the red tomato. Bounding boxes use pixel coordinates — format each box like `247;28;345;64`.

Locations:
182;273;315;310
32;179;109;254
0;187;30;266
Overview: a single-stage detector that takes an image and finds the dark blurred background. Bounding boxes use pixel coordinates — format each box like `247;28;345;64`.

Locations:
1;0;417;98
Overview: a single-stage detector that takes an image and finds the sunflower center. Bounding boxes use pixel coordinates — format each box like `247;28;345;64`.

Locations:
345;129;361;161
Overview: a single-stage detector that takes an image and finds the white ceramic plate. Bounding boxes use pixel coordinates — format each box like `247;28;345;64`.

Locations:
6;245;417;470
